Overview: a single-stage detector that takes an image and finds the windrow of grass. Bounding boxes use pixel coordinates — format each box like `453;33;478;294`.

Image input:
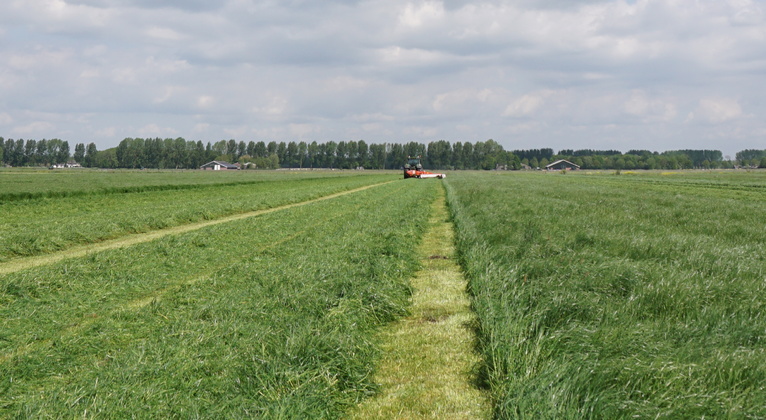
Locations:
1;179;438;418
445;171;766;418
0;169;375;201
0;172;396;261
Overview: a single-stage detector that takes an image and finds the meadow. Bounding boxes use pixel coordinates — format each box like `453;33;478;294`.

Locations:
2;168;765;418
0;170;436;417
445;170;766;418
0;170;394;261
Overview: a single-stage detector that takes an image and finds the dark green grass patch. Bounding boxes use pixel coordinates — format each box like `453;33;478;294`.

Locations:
445;171;766;419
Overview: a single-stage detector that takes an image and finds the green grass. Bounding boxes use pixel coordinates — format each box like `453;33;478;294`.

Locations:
0;172;397;261
0;168;394;200
1;178;438;418
445;171;766;419
349;185;490;419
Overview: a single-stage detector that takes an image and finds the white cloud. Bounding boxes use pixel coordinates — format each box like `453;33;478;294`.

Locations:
398;1;445;28
623;90;677;122
196;95;214;108
136;124;177;137
693;98;743;124
145;27;185;41
95;126;116;138
503;91;559;118
13;121;55;135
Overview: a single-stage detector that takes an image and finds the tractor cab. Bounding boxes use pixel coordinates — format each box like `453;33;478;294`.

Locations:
404;157;423;171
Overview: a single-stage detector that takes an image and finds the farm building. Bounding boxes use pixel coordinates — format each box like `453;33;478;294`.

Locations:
200;161;240;171
546;159;580;171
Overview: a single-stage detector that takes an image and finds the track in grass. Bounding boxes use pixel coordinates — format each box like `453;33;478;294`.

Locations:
349;184;490;419
0;180;393;276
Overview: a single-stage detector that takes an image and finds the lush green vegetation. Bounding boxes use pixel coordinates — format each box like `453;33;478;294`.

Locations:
4;168;765;418
0;169;383;200
0;178;438;417
6;135;763;171
445;170;766;418
0;171;395;261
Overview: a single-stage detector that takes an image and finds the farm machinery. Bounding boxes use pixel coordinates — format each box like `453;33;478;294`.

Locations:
403;156;446;179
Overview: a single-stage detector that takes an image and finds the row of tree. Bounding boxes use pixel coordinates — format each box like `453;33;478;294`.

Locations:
2;136;765;170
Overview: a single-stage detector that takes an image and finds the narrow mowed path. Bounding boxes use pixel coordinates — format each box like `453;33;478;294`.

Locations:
349;184;491;419
0;181;392;276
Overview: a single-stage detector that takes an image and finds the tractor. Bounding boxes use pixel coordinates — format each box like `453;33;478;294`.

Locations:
403;156;446;179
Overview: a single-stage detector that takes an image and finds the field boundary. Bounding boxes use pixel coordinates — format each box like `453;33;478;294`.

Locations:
0;180;394;276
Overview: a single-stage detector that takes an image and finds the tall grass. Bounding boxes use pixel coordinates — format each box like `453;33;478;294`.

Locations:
445;171;766;418
1;180;437;417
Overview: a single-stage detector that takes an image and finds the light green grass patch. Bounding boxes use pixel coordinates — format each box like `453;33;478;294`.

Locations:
350;184;490;419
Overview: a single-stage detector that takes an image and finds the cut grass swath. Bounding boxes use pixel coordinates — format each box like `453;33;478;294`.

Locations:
0;172;396;261
1;179;437;418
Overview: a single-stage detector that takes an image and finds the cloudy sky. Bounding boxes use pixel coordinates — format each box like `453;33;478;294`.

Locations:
1;0;764;156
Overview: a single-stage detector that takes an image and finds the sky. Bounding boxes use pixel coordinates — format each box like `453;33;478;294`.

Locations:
1;0;764;157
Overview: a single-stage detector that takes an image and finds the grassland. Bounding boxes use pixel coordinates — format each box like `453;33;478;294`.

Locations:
0;168;373;200
1;172;438;417
4;168;764;418
445;170;766;418
0;170;395;261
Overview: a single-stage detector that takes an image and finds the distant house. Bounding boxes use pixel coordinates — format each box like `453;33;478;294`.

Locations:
200;161;239;171
546;159;580;171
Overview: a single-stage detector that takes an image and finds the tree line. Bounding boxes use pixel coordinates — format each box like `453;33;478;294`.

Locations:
2;136;765;170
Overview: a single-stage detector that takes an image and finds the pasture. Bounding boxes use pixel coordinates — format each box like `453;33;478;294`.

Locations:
1;168;765;418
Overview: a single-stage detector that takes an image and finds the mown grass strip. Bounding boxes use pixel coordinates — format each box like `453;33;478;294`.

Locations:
350;184;490;419
0;180;394;276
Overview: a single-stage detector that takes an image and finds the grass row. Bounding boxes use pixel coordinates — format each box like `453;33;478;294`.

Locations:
0;173;396;261
1;179;438;417
0;169;381;201
445;171;766;418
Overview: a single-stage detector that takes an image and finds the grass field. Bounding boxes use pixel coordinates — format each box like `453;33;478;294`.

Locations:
0;170;395;261
2;169;765;418
0;168;376;200
445;170;766;418
1;171;437;417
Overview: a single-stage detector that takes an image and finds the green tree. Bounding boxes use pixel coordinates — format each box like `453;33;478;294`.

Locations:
24;139;37;166
84;143;98;167
287;141;299;167
277;142;287;166
298;141;308;168
357;140;369;168
254;141;267;158
58;141;70;164
73;143;86;163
